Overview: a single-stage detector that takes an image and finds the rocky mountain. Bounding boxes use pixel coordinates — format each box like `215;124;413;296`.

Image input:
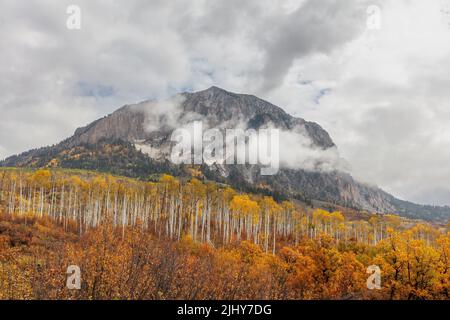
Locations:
65;86;336;155
2;86;450;222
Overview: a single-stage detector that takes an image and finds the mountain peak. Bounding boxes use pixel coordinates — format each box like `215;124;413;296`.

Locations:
206;85;224;91
194;85;236;98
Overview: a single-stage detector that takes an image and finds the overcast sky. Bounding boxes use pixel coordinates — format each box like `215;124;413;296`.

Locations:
1;0;450;205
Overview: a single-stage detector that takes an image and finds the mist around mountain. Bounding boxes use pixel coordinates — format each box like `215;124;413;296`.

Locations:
2;86;450;222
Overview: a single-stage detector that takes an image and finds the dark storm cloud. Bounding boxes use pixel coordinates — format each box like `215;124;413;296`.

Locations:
257;0;368;92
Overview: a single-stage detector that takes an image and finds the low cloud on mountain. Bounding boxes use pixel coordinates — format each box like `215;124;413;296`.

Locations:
278;130;346;172
130;91;343;174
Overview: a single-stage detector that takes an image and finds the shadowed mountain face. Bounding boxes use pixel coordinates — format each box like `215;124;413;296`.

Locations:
2;86;449;222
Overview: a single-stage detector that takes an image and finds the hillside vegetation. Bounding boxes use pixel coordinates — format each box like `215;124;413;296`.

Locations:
0;168;448;299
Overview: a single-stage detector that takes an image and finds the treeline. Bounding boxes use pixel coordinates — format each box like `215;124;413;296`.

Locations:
0;169;446;253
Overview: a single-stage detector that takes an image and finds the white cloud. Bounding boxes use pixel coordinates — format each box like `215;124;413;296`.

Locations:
278;129;345;172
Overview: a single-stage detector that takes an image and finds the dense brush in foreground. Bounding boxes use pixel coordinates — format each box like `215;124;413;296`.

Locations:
0;168;448;299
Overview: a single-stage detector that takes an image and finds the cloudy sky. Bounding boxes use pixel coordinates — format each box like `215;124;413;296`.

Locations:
2;0;450;205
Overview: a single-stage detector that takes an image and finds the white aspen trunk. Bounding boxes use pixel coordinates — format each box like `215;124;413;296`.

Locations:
59;183;65;223
272;215;276;255
19;177;23;215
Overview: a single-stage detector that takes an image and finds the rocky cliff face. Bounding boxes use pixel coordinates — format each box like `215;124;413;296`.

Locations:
68;86;335;150
2;86;449;221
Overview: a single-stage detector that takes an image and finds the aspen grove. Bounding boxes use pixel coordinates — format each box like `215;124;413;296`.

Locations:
0;168;448;299
0;168;426;250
